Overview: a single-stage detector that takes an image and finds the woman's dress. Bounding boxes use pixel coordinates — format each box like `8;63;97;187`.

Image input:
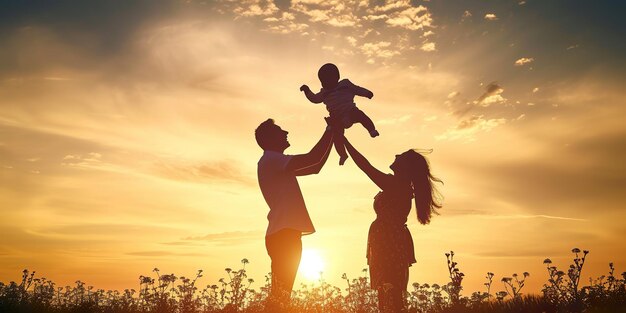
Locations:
367;180;416;289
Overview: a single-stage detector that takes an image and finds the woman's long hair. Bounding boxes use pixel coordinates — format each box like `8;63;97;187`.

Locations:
401;150;443;224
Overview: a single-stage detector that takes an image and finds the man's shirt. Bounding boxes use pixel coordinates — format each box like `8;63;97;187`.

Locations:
258;150;315;237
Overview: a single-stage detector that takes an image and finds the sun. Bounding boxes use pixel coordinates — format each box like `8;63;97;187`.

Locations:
299;248;325;281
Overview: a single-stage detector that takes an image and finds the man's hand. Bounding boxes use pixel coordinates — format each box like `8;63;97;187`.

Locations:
300;84;311;92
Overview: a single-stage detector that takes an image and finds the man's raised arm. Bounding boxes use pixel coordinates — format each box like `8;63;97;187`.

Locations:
285;126;333;173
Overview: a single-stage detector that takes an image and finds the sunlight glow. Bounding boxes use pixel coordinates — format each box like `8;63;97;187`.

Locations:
299;249;325;281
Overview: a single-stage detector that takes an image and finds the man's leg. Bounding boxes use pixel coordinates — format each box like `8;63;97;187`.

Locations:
265;229;303;307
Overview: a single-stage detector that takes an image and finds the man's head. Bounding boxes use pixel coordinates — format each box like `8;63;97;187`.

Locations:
255;119;290;152
318;63;340;90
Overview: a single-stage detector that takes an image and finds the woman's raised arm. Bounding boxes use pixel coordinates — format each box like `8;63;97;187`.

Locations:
344;136;394;190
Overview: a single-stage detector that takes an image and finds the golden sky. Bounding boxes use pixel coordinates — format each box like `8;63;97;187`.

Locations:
1;0;625;295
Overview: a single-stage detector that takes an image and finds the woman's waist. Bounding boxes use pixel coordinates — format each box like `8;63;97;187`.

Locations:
372;216;408;225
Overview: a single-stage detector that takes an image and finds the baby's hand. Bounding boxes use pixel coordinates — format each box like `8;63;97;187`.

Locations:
300;84;310;92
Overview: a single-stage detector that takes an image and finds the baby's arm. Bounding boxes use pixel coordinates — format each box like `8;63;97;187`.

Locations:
300;85;324;104
349;81;374;99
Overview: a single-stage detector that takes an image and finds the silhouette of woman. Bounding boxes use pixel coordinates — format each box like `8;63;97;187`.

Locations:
343;137;442;313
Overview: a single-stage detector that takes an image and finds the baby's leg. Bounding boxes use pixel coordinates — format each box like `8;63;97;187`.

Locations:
351;108;379;137
333;128;349;166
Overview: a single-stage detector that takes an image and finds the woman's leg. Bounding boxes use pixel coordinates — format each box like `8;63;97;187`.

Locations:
377;267;409;313
391;266;410;312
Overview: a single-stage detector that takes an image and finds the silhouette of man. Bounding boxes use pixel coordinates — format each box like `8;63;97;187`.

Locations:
255;118;333;309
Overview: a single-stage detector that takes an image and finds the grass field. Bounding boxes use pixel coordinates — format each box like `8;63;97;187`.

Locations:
1;249;625;313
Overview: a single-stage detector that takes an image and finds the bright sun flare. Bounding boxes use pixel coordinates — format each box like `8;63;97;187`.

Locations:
299;249;325;281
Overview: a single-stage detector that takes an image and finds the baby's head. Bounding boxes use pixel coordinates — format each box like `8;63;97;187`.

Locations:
318;63;340;89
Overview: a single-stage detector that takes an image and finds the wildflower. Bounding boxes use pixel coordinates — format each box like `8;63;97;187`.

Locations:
543;258;552;264
572;248;581;254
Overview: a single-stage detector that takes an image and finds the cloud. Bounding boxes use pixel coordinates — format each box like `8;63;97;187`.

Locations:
377;114;412;125
482;214;586;222
436;115;507;141
360;41;399;59
61;152;104;168
370;0;412;13
476;82;506;106
126;251;206;257
152;160;253;186
182;230;263;245
448;91;460;99
290;0;360;28
484;13;498;21
263;12;309;34
385;5;433;31
462;10;472;21
215;0;436;63
233;0;279;18
420;42;436;52
346;36;357;46
515;57;535;66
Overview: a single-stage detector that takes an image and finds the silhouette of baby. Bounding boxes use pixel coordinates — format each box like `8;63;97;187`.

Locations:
300;63;379;165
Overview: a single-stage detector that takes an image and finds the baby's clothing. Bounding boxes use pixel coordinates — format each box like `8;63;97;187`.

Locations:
309;79;372;127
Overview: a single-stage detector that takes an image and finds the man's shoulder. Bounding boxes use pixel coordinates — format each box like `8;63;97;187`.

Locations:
259;151;292;168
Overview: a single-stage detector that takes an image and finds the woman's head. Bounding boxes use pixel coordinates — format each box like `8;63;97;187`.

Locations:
391;150;442;225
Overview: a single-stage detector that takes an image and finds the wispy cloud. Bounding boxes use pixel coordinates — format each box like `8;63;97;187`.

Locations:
233;0;279;18
221;0;436;62
126;250;207;257
384;5;433;31
377;114;412;125
484;13;498;21
515;57;535;66
476;82;506;106
152;160;253;186
182;230;263;245
436;115;507;141
360;41;399;61
481;214;586;222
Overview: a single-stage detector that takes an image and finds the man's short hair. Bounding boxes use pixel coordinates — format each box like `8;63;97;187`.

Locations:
255;118;276;150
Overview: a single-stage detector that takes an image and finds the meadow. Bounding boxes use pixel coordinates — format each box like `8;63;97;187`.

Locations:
1;248;624;313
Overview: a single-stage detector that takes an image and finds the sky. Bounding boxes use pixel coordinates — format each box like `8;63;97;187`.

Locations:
1;0;625;296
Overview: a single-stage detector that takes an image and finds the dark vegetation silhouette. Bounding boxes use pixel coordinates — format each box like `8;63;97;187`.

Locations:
2;248;625;313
